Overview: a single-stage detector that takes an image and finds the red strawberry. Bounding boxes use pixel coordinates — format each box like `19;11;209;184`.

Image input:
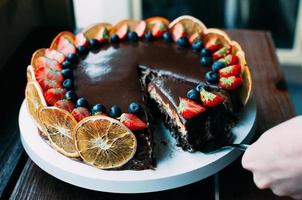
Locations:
44;88;66;105
54;99;75;113
152;21;167;38
35;67;63;83
96;27;109;43
177;97;206;120
213;46;231;60
119;113;147;131
200;89;223;107
75;33;88;47
44;49;65;63
219;54;239;66
57;36;76;56
71;107;90;122
171;23;186;41
38;79;62;91
35;56;61;70
135;21;146;37
189;32;201;45
219;76;243;90
205;37;222;52
116;24;128;40
219;64;241;77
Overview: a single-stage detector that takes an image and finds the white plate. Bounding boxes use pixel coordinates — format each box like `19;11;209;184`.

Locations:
19;98;256;193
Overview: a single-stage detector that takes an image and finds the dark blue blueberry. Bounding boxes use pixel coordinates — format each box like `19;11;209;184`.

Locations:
108;105;121;118
65;90;78;102
128;32;139;42
201;48;212;57
61;69;73;79
128;102;142;115
163;32;172;42
88;39;100;50
200;57;213;67
212;61;226;72
205;71;219;83
144;32;153;41
186;89;199;101
62;79;73;90
77;45;89;56
177;37;189;48
110;34;120;43
76;97;89;108
62;60;72;69
196;82;209;92
91;104;107;115
67;53;79;64
192;40;203;52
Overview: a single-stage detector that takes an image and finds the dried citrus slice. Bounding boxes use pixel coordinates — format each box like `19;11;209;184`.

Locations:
83;23;112;39
203;28;232;48
73;116;137;169
169;15;206;36
50;31;76;56
26;65;35;81
39;107;79;157
25;81;47;136
109;19;140;36
145;16;170;30
31;49;46;70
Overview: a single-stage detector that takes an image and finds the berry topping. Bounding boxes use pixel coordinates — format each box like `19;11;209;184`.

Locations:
219;64;241;77
116;24;128;40
88;38;101;50
45;49;65;63
201;48;212;57
172;23;186;41
91;104;107;115
96;27;109;43
144;31;153;41
38;79;62;91
196;82;209;92
110;34;120;43
119;113;147;131
200;89;223;107
76;97;89;108
200;57;213;67
152;21;167;38
62;60;72;69
205;71;219;83
71;107;90;122
61;69;73;79
219;54;239;66
213;46;230;60
54;99;75;113
65;90;78;102
219;76;243;90
62;79;73;90
177;97;206;120
109;105;122;118
192;40;203;52
44;88;66;106
57;36;76;56
186;89;200;101
205;37;222;52
135;21;146;37
163;32;172;42
128;31;139;42
35;67;63;83
75;33;88;47
177;37;189;48
77;45;89;56
66;53;79;64
189;32;201;45
212;61;226;72
35;56;61;71
128;102;142;115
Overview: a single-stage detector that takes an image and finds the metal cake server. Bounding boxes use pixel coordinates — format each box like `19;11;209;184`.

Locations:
224;143;250;151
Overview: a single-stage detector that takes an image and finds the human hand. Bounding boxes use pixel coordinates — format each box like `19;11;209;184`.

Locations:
242;116;302;199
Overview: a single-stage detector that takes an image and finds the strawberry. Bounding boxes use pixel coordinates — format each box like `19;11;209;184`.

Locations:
44;88;66;105
71;107;90;122
54;99;75;113
75;33;88;47
200;89;223;107
116;24;128;40
189;32;201;45
177;97;206;120
213;46;231;60
35;56;61;70
205;37;222;52
219;76;243;90
95;27;109;43
119;113;147;131
219;64;241;77
57;36;76;56
44;49;65;63
35;67;63;83
171;22;186;41
38;79;62;91
135;21;146;37
152;21;167;38
219;54;239;66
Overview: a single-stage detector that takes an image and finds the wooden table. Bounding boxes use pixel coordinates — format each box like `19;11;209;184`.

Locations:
0;29;295;200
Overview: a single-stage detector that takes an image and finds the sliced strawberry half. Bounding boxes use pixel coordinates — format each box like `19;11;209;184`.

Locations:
57;36;76;56
213;46;231;60
44;49;65;64
38;79;62;91
219;76;243;90
152;21;167;38
172;22;186;41
35;67;63;83
96;27;109;43
200;89;223;107
205;37;222;52
35;56;61;70
44;88;66;106
54;99;75;113
177;97;206;120
189;32;201;45
219;54;239;66
120;113;147;131
75;33;88;47
135;21;146;37
71;107;91;122
116;24;128;40
219;64;241;77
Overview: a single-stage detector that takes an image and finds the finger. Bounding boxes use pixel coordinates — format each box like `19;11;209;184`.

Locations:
253;173;271;190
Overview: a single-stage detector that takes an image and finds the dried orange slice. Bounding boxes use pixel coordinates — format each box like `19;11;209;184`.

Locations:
73;116;137;169
203;28;232;48
169;15;206;37
26;65;35;81
39;107;79;157
31;49;46;70
145;16;170;30
83;23;112;39
25;81;47;136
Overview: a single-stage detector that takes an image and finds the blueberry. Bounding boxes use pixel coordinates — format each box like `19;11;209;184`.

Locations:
65;90;78;102
212;61;226;72
201;48;212;57
200;57;213;67
177;37;189;48
61;69;73;79
88;39;100;50
77;45;89;56
76;97;89;108
128;102;142;115
67;53;79;64
163;32;172;42
144;32;153;41
192;40;203;52
110;34;119;43
62;79;73;90
91;104;106;115
128;32;139;42
196;82;209;92
108;105;121;118
62;60;72;69
205;71;219;83
186;89;199;101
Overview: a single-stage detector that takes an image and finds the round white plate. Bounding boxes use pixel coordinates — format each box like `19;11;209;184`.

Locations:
19;98;256;193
